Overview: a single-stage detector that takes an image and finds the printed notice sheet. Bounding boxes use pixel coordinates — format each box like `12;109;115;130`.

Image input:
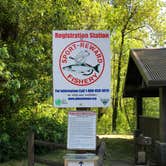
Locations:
67;111;96;150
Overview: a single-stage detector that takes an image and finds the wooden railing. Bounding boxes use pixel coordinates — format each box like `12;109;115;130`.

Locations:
28;132;105;166
28;132;65;166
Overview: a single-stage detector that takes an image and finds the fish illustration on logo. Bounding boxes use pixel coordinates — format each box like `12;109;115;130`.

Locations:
63;63;100;76
69;50;90;64
63;50;100;76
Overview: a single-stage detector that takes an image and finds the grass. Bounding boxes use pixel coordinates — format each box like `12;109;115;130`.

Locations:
102;135;134;165
0;149;66;166
0;135;134;166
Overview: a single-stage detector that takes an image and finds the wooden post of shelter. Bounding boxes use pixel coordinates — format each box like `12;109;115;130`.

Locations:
135;96;143;130
157;87;166;166
28;131;34;166
159;87;166;142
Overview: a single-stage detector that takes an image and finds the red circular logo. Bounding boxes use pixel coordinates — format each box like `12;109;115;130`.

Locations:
59;40;105;86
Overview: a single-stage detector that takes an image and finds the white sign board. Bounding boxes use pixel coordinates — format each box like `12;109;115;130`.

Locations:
67;111;96;150
53;30;111;107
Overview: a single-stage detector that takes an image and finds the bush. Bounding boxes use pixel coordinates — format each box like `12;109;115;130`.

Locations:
0;103;67;162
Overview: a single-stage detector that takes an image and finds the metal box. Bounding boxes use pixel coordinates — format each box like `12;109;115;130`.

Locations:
64;153;99;166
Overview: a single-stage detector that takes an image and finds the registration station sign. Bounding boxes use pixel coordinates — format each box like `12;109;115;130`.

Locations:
53;30;111;107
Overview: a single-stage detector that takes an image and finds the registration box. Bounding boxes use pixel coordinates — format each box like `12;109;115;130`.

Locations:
64;153;99;166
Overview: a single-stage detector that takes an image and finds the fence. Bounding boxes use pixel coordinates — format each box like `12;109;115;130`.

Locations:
28;132;65;166
28;132;105;166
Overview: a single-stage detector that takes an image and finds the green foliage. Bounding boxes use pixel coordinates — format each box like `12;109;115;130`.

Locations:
143;97;159;117
97;98;136;134
97;108;112;134
116;109;132;133
0;0;110;161
0;0;110;115
109;0;165;131
0;102;67;162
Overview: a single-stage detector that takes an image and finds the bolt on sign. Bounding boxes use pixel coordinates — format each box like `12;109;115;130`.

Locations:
53;30;111;107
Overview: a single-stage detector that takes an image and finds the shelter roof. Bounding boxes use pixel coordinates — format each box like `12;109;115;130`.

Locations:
123;48;166;97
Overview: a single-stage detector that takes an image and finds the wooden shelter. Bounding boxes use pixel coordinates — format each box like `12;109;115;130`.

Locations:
123;48;166;165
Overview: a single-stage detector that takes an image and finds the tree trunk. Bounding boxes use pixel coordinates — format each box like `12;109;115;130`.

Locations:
112;31;124;132
111;4;139;132
112;97;118;132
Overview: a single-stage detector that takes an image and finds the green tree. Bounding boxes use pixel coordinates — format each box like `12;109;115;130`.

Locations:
109;0;164;131
0;0;111;161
